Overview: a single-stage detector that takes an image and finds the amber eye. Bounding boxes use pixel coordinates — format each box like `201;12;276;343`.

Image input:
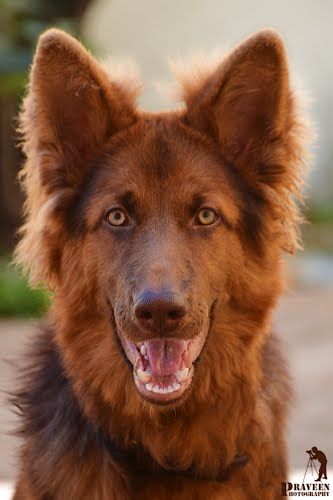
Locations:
196;208;218;226
106;208;128;227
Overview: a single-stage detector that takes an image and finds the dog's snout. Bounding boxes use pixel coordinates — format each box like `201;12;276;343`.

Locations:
134;290;187;334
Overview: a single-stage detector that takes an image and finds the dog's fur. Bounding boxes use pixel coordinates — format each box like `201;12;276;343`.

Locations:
13;28;310;499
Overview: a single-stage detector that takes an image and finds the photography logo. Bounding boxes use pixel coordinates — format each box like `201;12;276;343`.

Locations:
282;447;330;497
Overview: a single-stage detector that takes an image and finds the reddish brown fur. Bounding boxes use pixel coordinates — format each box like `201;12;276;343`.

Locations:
13;28;311;499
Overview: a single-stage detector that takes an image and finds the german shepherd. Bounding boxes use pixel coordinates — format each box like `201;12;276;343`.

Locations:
13;28;310;499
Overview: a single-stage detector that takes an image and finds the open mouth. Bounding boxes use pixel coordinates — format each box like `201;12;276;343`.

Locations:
119;330;208;404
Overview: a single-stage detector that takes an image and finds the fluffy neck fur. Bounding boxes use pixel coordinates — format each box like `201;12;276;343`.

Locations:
46;269;279;477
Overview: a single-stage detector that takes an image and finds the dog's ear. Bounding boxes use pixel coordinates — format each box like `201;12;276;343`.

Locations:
183;29;291;180
16;30;139;286
181;29;310;254
23;29;138;193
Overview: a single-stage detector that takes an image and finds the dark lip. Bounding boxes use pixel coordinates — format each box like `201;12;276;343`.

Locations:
109;304;134;371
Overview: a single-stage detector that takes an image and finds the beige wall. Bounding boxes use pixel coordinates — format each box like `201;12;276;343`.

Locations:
83;0;333;201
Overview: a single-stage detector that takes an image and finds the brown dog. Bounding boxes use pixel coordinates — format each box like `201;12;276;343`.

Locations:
13;28;310;499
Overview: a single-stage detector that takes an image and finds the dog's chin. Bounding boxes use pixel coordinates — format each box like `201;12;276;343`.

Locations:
117;325;209;405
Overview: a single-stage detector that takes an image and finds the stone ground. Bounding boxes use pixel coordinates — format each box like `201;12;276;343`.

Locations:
0;286;332;482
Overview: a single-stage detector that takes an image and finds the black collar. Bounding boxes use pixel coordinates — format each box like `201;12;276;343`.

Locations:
99;430;250;483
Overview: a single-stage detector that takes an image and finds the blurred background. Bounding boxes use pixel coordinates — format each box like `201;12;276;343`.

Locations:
0;0;332;493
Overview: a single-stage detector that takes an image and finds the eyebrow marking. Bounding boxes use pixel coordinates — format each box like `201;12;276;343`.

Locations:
188;194;204;218
118;190;137;216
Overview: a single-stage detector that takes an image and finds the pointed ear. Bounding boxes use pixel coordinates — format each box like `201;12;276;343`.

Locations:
24;29;138;192
183;29;290;174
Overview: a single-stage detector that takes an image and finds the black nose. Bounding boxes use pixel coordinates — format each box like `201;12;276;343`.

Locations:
134;290;187;334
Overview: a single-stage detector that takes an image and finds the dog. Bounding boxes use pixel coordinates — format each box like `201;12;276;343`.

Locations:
12;28;310;499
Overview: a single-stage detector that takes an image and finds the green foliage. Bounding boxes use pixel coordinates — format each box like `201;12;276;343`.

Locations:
306;204;333;225
0;257;50;317
0;0;80;95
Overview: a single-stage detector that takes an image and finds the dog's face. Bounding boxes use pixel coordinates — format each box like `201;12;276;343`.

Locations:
78;122;243;403
17;29;305;409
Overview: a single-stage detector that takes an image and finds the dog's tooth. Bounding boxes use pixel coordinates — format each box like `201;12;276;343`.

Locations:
145;382;180;395
180;360;187;371
172;382;181;392
143;354;148;360
140;344;147;356
137;368;152;383
175;368;189;382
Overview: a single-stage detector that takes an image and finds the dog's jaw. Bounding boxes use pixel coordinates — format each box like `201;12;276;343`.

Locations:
118;326;209;405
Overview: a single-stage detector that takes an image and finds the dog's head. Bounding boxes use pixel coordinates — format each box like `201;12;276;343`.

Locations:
16;29;308;408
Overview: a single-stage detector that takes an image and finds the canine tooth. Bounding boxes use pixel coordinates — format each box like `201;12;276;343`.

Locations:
175;368;189;382
137;368;152;383
172;382;181;391
146;383;153;391
144;354;148;360
140;344;147;355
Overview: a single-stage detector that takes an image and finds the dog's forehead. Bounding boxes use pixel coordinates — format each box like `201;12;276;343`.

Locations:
96;118;237;199
79;119;242;228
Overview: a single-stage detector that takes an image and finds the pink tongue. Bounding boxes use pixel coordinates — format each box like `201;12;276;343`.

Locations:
146;339;188;376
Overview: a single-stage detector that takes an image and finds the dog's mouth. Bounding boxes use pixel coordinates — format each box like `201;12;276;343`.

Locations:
118;328;208;404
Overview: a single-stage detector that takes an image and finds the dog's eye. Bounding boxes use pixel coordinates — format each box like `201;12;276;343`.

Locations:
196;208;218;226
106;208;128;227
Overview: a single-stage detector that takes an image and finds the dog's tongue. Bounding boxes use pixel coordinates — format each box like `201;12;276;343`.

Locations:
146;339;188;376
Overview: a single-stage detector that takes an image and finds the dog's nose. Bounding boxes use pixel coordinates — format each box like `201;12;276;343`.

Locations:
134;290;187;334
